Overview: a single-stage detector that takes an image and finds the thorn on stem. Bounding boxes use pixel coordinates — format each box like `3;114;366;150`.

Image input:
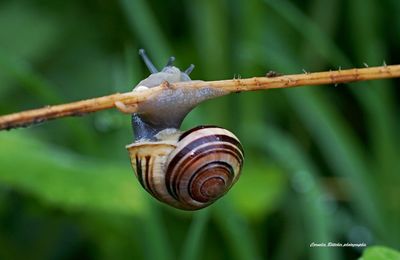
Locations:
233;74;242;79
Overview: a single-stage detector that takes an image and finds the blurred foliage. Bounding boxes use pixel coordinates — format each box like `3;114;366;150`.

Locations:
0;0;399;259
360;246;400;260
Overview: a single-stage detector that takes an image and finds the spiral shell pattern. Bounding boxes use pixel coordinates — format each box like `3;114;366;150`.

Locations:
127;126;244;210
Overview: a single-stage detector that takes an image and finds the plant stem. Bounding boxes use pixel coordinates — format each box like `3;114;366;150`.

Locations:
1;64;399;130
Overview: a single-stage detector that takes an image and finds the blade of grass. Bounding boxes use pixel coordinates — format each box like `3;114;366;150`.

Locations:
249;125;339;260
263;0;388;242
214;201;262;260
290;87;386;233
348;0;398;172
272;197;306;259
180;209;210;260
301;0;395;245
264;0;398;179
264;0;349;67
259;40;385;236
184;0;231;127
185;0;230;79
140;203;174;260
302;0;340;69
119;0;171;62
348;0;399;244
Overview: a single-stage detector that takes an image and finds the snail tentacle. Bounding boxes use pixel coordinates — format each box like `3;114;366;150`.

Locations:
165;56;175;67
184;64;195;75
139;49;158;73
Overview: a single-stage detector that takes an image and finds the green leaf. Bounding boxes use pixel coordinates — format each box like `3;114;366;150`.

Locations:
360;246;400;260
0;131;147;215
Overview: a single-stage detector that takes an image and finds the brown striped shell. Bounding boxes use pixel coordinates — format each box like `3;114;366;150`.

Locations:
126;126;244;210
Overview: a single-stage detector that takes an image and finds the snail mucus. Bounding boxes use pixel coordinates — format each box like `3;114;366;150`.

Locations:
122;49;244;210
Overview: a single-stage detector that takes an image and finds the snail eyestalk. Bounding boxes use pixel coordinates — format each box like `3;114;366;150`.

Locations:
184;64;195;75
165;56;175;67
138;49;158;73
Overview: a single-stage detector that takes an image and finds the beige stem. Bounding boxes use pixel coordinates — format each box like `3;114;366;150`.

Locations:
1;64;399;130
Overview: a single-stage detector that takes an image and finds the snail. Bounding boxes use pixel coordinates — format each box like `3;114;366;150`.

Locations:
121;49;244;210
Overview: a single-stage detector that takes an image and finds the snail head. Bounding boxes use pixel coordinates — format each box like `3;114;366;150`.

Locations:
131;49;224;141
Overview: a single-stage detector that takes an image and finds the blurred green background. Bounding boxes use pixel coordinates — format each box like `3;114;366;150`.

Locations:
0;0;399;259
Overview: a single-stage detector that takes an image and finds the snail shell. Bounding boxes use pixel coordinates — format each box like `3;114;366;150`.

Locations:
127;126;244;210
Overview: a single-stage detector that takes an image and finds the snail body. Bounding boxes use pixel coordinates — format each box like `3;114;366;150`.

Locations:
125;50;244;210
